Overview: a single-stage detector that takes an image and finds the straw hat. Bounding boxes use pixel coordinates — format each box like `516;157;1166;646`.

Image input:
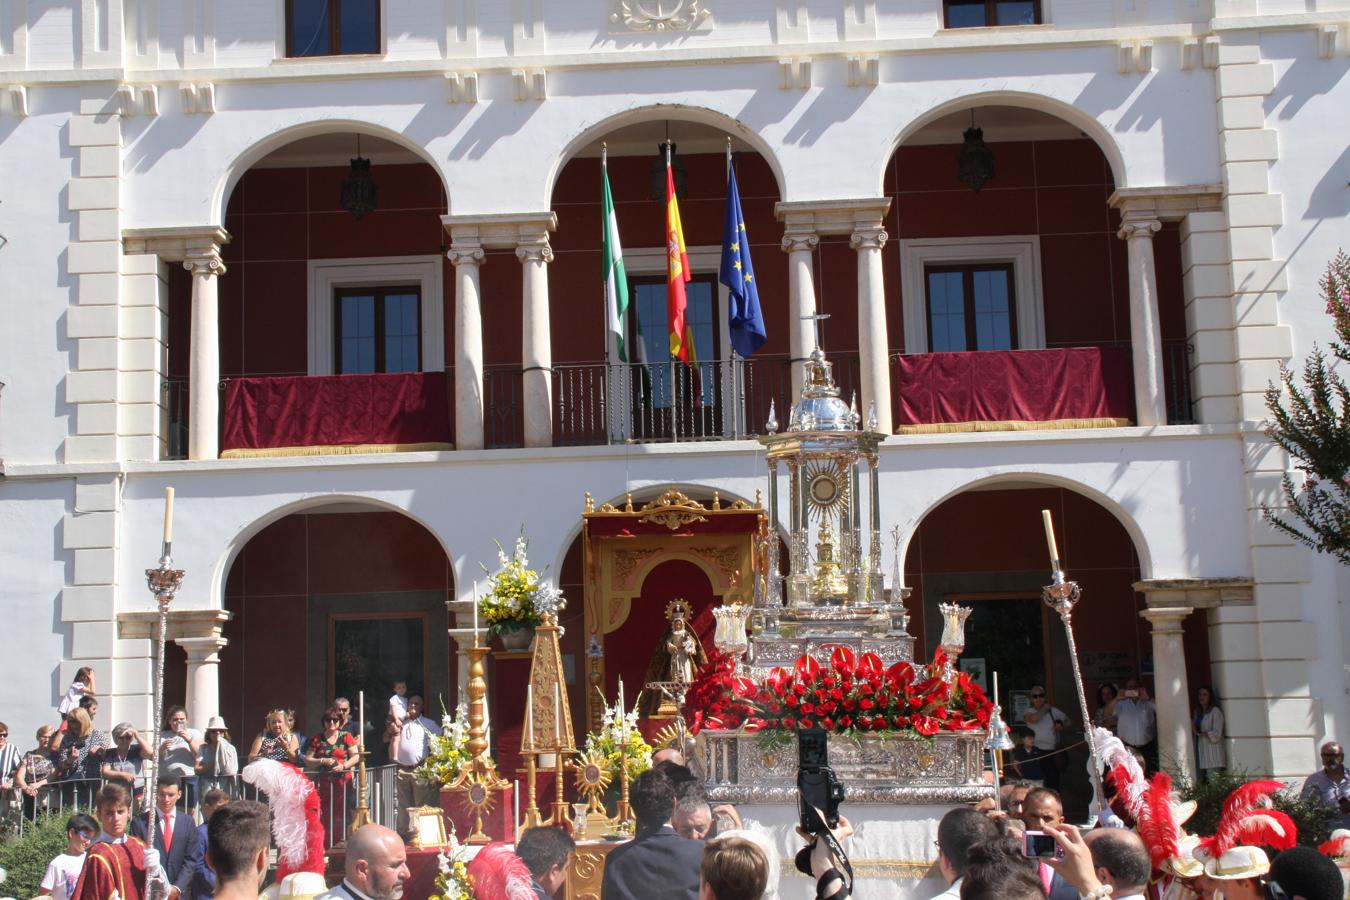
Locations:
205;716;228;732
1195;844;1271;880
264;871;329;900
1194;780;1296;881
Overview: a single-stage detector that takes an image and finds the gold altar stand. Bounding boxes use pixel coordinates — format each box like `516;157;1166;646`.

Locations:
563;839;622;900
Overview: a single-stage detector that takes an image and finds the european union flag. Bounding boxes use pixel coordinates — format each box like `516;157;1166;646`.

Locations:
720;165;767;358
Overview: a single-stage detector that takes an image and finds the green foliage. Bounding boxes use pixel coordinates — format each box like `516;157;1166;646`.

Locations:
1177;770;1333;850
0;812;83;899
1264;250;1350;565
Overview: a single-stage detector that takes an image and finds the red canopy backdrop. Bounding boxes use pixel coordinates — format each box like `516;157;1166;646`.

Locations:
580;490;766;736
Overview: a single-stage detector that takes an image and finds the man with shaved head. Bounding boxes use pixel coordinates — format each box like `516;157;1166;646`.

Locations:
319;824;409;900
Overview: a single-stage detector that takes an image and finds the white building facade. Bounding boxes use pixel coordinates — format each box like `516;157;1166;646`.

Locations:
1;0;1348;787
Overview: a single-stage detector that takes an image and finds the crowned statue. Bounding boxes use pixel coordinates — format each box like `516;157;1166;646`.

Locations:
643;599;707;716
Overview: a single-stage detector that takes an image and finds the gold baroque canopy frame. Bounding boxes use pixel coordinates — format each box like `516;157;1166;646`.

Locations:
581;489;767;731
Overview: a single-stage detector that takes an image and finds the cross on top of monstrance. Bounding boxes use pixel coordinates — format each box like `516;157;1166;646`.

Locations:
802;312;830;355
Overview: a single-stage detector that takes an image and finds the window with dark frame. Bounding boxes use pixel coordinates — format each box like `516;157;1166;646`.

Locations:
924;263;1018;353
629;274;720;407
286;0;380;58
335;286;421;374
943;0;1041;28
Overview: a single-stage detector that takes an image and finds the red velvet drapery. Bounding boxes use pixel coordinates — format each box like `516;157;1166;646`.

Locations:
221;371;453;457
894;347;1133;430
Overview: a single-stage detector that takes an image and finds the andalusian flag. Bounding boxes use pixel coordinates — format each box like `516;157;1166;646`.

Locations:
601;153;630;362
665;147;693;362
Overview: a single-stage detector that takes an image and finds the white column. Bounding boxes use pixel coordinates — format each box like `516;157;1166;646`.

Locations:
1119;212;1167;427
518;239;554;448
448;244;486;451
781;231;819;400
185;248;225;460
850;225;893;433
1140;606;1196;779
176;634;228;728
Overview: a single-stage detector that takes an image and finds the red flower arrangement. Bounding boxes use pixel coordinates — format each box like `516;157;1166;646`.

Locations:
685;645;993;739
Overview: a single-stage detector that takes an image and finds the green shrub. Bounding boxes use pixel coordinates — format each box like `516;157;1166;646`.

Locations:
0;812;85;899
1177;770;1332;850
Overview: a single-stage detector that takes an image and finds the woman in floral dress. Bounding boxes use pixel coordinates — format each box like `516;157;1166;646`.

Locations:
304;706;358;847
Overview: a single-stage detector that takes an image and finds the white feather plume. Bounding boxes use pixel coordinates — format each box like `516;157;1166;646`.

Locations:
1091;727;1147;819
241;758;312;870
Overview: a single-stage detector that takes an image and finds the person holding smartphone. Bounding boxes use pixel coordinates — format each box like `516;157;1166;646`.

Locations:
158;706;204;816
1116;677;1158;773
1041;822;1151;900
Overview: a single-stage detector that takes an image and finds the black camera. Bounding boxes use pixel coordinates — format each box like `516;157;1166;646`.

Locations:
797;727;845;834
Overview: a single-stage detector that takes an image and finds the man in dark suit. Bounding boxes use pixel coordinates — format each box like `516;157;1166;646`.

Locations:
191;788;231;900
601;767;705;900
131;775;201;900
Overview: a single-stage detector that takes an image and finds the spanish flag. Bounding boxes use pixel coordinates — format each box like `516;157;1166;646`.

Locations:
665;147;693;362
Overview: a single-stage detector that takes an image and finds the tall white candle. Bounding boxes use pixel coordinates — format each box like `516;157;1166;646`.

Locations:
472;581;480;646
992;672;999;706
554;683;562;745
162;487;175;545
514;779;521;835
1041;509;1060;567
524;685;533;747
618;679;626;743
358;691;365;749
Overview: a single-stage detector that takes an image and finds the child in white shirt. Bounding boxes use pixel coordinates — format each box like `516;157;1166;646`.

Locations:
57;667;96;717
388;679;409;728
40;813;99;900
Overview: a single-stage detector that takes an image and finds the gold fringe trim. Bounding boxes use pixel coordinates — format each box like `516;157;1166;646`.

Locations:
781;857;939;879
220;441;453;459
896;417;1131;435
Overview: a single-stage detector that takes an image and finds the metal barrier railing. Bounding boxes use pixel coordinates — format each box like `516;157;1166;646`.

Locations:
2;766;401;844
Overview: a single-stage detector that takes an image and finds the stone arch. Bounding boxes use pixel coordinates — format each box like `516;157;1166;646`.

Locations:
897;471;1153;587
546;104;788;204
882;91;1129;194
213;494;455;611
211;120;450;228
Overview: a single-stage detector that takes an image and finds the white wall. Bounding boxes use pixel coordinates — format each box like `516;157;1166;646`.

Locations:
0;479;73;747
0;89;82;465
1262;31;1350;362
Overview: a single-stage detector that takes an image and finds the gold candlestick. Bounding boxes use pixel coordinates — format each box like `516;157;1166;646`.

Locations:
466;646;489;757
445;642;509;844
521;750;545;830
348;742;371;834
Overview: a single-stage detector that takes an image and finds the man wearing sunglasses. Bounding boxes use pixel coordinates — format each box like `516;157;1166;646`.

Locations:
40;814;100;900
1022;686;1069;790
1300;742;1350;830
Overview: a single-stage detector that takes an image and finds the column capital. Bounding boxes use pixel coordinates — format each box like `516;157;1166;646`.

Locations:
183;247;226;277
1117;211;1163;241
175;634;229;660
516;240;554;264
850;226;888;251
781;232;819;253
447;245;486;267
1108;185;1223;222
118;608;232;641
1139;605;1195;633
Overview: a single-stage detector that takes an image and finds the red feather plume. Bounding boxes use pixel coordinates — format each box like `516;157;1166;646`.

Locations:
1236;810;1297;851
1318;835;1350;859
1139;772;1180;869
1198;780;1286;859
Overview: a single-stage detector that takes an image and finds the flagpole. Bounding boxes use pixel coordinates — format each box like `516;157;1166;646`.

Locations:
603;142;614;443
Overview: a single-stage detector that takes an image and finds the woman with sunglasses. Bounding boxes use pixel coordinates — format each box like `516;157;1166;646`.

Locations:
303;706;358;848
1022;685;1069;791
39;813;100;900
15;725;56;819
102;723;153;805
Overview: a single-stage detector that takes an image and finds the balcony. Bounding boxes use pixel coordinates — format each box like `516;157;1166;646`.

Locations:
161;343;1192;459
